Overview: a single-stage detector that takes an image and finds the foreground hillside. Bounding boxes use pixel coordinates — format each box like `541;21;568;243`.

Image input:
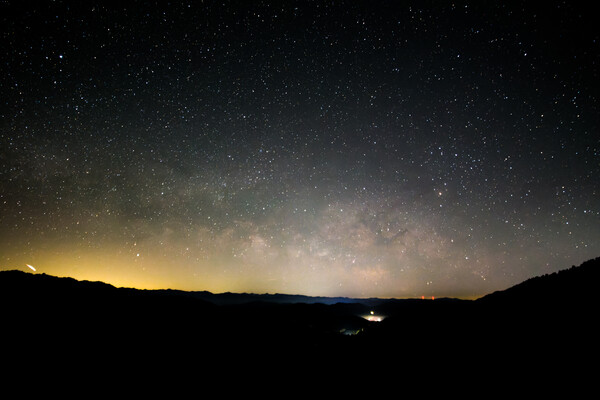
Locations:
478;256;600;305
1;257;598;383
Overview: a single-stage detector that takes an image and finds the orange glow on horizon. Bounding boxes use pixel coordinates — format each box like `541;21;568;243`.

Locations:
0;240;498;299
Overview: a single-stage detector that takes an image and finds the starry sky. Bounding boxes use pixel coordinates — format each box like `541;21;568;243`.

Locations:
1;1;599;299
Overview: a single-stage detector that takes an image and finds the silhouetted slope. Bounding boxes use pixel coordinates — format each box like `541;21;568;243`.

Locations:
472;257;599;341
467;258;600;367
477;257;600;305
1;270;223;367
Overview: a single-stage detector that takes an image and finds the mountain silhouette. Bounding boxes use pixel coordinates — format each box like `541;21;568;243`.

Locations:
1;257;598;386
472;257;599;342
477;257;600;305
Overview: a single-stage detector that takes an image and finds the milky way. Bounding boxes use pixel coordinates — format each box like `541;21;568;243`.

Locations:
1;1;599;298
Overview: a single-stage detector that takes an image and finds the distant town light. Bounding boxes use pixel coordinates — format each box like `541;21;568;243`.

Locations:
362;311;385;322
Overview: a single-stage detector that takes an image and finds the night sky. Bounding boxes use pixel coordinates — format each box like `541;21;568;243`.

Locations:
1;1;598;299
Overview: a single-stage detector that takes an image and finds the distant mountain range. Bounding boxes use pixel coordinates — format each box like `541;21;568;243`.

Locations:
3;256;598;307
0;269;395;306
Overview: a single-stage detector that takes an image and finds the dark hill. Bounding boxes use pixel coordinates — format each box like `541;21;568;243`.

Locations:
471;257;599;345
476;256;600;306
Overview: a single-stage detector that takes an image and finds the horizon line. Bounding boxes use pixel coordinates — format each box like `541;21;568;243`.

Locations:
0;268;486;300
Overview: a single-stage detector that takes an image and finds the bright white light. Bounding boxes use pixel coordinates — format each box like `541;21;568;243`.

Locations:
362;311;385;322
26;264;36;272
